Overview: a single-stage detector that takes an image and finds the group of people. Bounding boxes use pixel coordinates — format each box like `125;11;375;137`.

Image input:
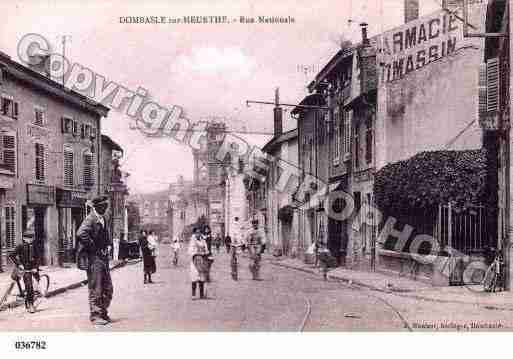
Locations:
8;193;268;326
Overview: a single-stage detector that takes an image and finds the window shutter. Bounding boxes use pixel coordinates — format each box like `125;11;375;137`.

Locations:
5;205;16;249
35;143;45;182
13;102;18;119
3;134;16;173
487;57;500;112
64;148;74;187
80;123;85;139
478;63;487;115
83;151;95;188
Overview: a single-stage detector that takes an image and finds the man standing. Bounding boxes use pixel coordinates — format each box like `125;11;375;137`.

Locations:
245;219;266;280
77;196;113;326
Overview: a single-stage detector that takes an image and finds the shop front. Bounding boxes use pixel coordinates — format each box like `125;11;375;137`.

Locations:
56;188;87;265
26;184;55;266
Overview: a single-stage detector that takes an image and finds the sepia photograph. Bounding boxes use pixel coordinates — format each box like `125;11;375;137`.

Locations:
0;0;512;353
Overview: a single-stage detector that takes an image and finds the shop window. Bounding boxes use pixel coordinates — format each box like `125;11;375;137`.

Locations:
35;143;45;183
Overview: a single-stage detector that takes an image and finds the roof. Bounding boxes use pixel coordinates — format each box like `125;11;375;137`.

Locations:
0;52;109;117
101;134;123;152
262;128;298;154
291;93;326;116
307;47;354;93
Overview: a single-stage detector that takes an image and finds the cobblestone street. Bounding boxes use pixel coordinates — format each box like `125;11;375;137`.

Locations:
0;246;405;331
2;246;512;331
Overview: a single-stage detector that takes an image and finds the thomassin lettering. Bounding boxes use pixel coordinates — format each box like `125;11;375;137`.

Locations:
378;10;461;83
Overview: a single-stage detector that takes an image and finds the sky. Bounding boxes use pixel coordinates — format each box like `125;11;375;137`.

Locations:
0;0;441;194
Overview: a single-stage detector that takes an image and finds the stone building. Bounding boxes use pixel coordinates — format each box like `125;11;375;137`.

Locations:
134;190;169;228
289;1;489;284
0;51;108;270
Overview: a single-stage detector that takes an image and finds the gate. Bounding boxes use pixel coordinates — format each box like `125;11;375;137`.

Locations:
437;204;488;254
437;204;490;285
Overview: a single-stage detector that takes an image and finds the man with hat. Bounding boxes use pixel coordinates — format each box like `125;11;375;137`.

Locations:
76;195;113;325
245;218;266;280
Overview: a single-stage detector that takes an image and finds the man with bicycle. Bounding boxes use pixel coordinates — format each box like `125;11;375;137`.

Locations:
8;229;40;314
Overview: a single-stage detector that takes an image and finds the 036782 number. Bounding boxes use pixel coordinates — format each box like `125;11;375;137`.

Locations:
14;341;47;350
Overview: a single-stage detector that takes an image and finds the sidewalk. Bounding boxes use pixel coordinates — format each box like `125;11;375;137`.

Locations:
270;256;513;311
0;259;140;312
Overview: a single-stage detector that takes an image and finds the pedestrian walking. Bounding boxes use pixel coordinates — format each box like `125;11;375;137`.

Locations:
189;227;209;299
139;230;156;284
245;219;266;281
171;236;181;266
224;235;232;254
202;225;214;282
8;229;40;314
76;196;113;326
317;242;330;281
214;233;222;254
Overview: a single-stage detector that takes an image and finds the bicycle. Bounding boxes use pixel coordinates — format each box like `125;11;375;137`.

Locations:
0;259;50;312
482;252;503;293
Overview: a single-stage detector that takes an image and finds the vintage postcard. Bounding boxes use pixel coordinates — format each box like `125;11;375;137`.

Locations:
0;0;511;352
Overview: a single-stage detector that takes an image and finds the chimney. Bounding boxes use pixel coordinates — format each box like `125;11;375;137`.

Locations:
273;87;283;137
360;22;369;45
404;0;419;23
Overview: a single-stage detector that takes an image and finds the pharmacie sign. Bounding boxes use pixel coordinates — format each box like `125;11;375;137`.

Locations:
377;9;465;84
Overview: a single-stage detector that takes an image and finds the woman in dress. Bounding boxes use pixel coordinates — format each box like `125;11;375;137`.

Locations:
139;230;156;284
147;231;159;273
188;227;209;299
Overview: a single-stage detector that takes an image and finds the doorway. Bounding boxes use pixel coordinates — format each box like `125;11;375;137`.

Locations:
34;207;46;266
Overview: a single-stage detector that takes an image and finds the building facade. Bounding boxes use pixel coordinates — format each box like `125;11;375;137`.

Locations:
0;51;108;270
287;2;490;285
100;134;128;250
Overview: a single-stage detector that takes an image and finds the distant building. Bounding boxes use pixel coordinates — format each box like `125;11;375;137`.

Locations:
133;190;169;227
168;175;208;239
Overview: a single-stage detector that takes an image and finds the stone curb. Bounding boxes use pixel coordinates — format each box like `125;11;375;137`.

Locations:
270;260;513;311
0;259;141;312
